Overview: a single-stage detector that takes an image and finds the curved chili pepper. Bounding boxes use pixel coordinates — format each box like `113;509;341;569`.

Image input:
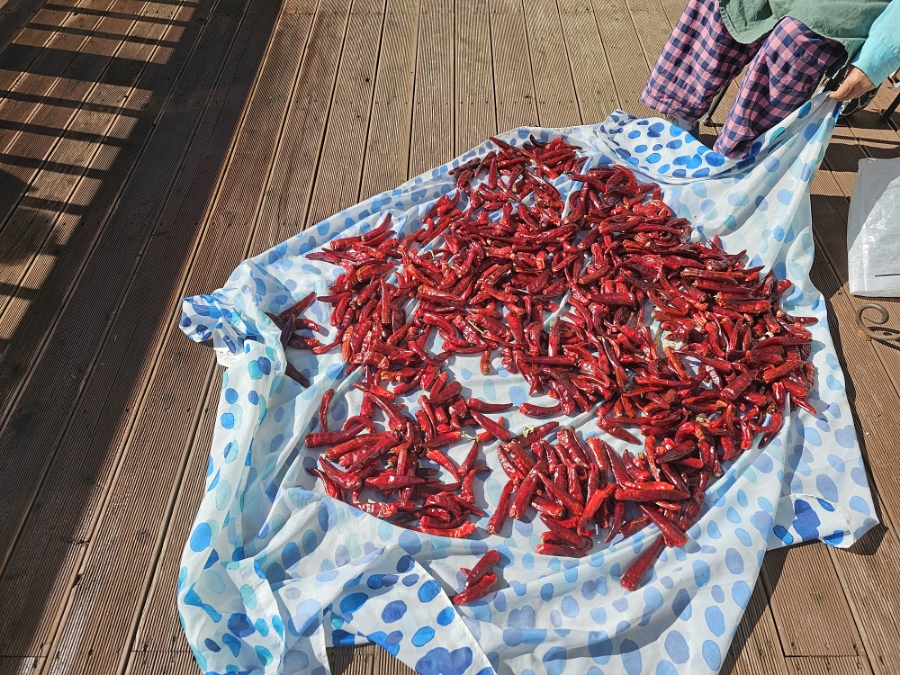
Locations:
470;410;512;442
462;550;501;590
453;572;496;604
461;465;491;503
620;538;666;591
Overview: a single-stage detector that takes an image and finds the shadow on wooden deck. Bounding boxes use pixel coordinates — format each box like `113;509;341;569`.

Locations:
0;0;280;667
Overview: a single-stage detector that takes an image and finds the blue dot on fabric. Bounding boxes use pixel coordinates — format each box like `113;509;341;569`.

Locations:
382;600;408;623
693;560;711;587
541;583;554;602
225;388;238;404
792;499;821;540
562;596;579;618
725;548;744;574
705;606;725;636
621;638;642;675
204;638;220;652
228;612;255;638
399;530;422;555
543;646;567;675
702;640;722;670
816;474;839;503
628;130;641;139
664;630;689;663
850;465;868;486
437;606;455;626
416;647;474;675
588;631;612;664
189;522;212;551
772;525;794;546
419;580;441;603
403;574;419;587
732;580;751;608
655;660;678;675
340;593;368;614
509;606;536;628
412;626;436;647
711;585;725;603
283;542;301;569
635;144;647;153
850;496;871;515
673;589;691;619
550;609;562;628
647;153;661;164
397;555;415;573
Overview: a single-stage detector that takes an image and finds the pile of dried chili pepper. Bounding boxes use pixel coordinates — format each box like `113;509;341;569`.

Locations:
280;134;816;590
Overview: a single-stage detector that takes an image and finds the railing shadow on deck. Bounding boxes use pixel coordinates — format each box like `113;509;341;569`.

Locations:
0;0;281;666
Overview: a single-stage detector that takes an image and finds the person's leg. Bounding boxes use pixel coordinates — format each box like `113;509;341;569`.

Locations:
641;0;762;129
714;18;844;157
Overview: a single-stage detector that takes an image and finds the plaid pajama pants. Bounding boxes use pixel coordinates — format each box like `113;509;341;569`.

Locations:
641;0;845;157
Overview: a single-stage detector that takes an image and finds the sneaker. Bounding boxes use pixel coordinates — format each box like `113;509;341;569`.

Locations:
666;114;700;139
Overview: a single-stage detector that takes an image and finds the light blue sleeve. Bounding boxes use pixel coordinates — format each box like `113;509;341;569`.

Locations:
851;0;900;86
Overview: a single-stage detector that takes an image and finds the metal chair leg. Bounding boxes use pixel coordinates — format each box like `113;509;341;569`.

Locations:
699;88;728;127
880;89;900;123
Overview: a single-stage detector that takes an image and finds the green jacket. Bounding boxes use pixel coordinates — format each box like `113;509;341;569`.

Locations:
719;0;890;62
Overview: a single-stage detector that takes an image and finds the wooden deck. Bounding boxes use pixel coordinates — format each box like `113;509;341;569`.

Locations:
0;0;898;673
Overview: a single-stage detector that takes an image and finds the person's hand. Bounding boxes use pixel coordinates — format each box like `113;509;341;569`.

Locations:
829;67;876;101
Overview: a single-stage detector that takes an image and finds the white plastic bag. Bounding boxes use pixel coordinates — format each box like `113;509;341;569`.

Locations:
847;155;900;297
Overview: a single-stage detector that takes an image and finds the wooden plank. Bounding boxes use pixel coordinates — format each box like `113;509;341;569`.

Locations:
0;0;120;150
36;1;386;670
127;379;219;654
408;0;454;176
0;657;44;675
521;0;579;128
357;0;416;197
762;543;865;656
251;0;353;252
0;0;249;445
829;507;900;675
0;0;241;603
455;0;496;152
357;0;418;200
372;645;415;675
6;0;314;669
488;0;537;132
0;0;52;57
556;0;619;124
328;644;377;675
0;0;228;590
304;0;386;229
0;0;189;366
785;656;874;675
124;651;198;675
0;0;165;184
723;576;790;675
588;0;652;117
625;0;673;72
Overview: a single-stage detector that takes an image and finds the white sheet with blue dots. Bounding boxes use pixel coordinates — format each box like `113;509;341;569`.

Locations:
176;93;877;675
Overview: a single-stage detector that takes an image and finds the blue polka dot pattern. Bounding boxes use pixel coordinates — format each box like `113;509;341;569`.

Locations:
176;93;875;675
